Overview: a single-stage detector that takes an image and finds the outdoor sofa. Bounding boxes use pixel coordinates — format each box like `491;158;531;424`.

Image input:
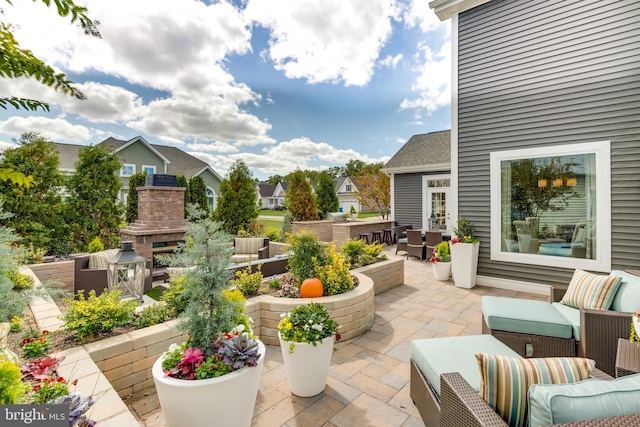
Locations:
74;250;153;297
232;237;269;263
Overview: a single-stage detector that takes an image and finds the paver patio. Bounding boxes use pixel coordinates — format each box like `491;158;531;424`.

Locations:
126;245;547;427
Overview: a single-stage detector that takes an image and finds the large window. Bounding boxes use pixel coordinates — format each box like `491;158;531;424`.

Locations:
206;187;216;212
490;141;611;271
121;164;135;177
142;165;156;175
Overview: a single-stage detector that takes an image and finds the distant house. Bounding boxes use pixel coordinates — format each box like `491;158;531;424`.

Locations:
333;176;361;213
382;130;451;233
53;136;223;212
256;181;288;209
429;0;640;289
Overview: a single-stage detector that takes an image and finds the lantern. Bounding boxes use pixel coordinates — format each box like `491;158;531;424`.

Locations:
107;241;146;302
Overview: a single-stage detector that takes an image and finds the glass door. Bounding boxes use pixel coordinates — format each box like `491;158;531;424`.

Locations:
427;188;451;235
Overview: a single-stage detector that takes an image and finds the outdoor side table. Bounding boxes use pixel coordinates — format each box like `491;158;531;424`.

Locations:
615;338;640;378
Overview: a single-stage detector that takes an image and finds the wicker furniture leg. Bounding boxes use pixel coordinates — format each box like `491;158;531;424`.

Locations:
410;359;441;427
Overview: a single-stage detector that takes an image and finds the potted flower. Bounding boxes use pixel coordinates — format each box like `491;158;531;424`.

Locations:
278;302;340;397
350;205;358;220
152;206;265;427
450;216;480;289
430;241;451;281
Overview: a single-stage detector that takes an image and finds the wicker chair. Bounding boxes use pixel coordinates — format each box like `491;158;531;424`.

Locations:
406;229;426;260
424;231;443;261
394;225;412;254
410;359;640;427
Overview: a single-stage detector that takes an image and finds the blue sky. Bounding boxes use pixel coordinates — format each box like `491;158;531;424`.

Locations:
0;0;451;180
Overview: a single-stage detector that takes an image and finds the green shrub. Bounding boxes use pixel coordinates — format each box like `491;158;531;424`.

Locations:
161;275;188;316
288;231;327;281
341;239;365;265
62;289;137;339
0;356;28;404
267;276;281;290
87;237;104;253
135;304;171;328
222;289;252;332
359;254;376;266
230;264;262;297
314;243;353;296
362;242;385;259
6;270;34;290
264;227;280;242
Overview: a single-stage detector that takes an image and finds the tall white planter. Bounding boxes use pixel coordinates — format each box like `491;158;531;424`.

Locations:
279;333;334;397
450;242;480;289
432;261;451;281
152;340;265;427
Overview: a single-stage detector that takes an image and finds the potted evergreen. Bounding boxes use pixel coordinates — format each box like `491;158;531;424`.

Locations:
350;205;358;220
278;302;340;397
429;241;451;281
449;216;480;288
152;206;265;427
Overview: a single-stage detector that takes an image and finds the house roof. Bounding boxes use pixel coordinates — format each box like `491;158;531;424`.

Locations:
54;142;83;171
257;182;277;197
429;0;492;20
333;176;357;193
382;130;451;174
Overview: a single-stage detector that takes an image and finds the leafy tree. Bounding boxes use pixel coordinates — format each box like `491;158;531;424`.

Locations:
353;163;390;219
126;172;147;223
315;171;339;219
344;159;367;178
326;166;344;178
66;145;123;251
213;160;258;235
176;175;188;218
0;133;66;253
187;176;209;217
0;0;100;112
266;175;283;185
285;170;317;221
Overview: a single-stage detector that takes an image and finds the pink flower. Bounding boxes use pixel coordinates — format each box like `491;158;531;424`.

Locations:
180;348;204;365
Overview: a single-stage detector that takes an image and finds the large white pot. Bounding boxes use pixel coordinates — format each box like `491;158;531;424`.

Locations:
152;339;265;427
279;333;334;397
432;261;451;281
450;241;480;289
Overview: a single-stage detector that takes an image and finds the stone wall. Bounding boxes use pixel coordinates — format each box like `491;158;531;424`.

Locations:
28;260;74;293
291;220;333;242
355;258;404;294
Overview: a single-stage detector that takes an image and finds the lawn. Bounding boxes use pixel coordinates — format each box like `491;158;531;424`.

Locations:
259;219;282;229
259;209;286;217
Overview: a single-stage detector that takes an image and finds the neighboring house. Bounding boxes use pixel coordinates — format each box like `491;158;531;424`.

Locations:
382;130;451;233
333;176;361;213
256;181;288;209
430;0;640;290
53;136;223;212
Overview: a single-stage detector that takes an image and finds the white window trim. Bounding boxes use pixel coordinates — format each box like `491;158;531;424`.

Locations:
489;141;612;272
121;163;136;177
421;174;451;230
142;165;156;175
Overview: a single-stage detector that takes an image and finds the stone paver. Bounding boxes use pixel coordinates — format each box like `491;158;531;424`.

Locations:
127;245;545;426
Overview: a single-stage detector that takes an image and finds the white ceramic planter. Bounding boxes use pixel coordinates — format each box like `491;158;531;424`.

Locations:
432;261;451;281
279;333;334;397
450;241;480;289
152;339;265;427
634;316;640;339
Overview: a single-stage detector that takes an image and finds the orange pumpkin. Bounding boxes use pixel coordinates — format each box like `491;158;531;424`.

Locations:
300;278;323;298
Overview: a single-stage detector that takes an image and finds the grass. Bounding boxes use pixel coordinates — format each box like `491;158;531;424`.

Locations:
357;211;383;219
259;209;286;217
259;219;282;229
145;286;162;301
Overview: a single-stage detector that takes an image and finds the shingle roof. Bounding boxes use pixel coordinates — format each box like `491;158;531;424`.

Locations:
383;130;451;171
334;176;346;192
257;182;277;197
53;143;83;170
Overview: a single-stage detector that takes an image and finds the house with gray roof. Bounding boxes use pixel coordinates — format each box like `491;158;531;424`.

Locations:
53;136;223;211
333;176;362;213
383;130;451;233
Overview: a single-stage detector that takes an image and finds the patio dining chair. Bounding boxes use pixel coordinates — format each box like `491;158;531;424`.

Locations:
394;225;411;254
424;231;443;262
406;229;426;260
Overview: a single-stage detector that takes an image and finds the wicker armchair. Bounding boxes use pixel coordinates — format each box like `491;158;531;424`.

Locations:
406;229;426;260
438;370;640;427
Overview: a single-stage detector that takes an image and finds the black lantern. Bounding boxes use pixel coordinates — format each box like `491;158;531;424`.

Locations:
107;241;146;302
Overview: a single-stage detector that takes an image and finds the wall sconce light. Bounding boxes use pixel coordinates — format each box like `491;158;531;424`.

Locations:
552;178;563;187
567;178;577;187
538;179;548;188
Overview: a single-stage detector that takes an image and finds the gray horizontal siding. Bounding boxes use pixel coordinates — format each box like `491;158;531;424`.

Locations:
394;173;423;229
458;0;640;286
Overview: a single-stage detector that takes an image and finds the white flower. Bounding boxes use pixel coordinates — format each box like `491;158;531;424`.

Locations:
311;324;323;331
280;312;288;319
168;343;180;352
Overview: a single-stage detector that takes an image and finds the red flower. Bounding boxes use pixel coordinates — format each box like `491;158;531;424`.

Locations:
335;333;341;342
42;330;49;335
450;237;461;245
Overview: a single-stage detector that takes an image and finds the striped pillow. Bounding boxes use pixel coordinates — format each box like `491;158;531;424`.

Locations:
88;249;120;269
476;354;595;427
560;269;622;310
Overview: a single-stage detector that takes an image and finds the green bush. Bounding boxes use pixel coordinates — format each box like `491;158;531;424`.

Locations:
135;304;171;328
341;239;365;265
264;227;280;242
0;356;28;404
288;231;327;281
230;264;262;297
314;243;353;296
62;289;137;339
360;254;376;266
362;242;385;258
160;275;188;316
6;270;34;290
87;237;104;253
267;276;281;290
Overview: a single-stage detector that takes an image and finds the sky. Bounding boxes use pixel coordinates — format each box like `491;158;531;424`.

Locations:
0;0;451;180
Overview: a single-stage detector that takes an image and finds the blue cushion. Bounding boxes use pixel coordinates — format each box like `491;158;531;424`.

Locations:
609;270;640;313
482;296;573;339
552;302;581;341
528;373;640;427
410;335;521;397
398;237;408;243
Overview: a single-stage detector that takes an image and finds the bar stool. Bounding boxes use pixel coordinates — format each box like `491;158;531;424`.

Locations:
371;230;383;244
358;233;370;244
382;229;393;245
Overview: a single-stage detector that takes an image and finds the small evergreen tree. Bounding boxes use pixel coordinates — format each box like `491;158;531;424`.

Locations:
0;133;66;254
126;172;147;223
176;175;188;218
66;145;123;251
213;160;258;235
315;171;339;219
285;170;317;221
187;176;209;217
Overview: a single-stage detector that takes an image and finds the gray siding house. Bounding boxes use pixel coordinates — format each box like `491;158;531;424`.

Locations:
383;130;451;233
430;0;640;291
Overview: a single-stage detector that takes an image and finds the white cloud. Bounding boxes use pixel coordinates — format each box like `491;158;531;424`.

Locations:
186;142;239;154
379;54;403;69
0;117;92;142
245;0;399;86
403;0;448;34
